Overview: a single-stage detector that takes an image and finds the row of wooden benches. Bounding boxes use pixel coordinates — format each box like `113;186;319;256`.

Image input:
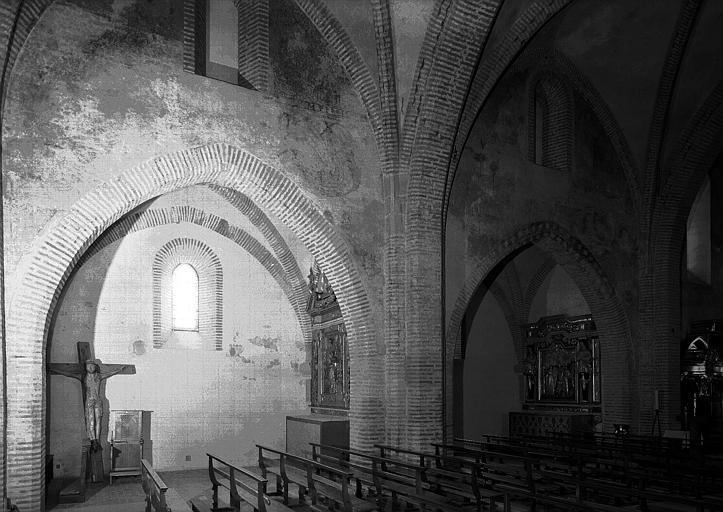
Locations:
142;433;723;512
456;432;723;496
204;440;723;512
441;435;723;511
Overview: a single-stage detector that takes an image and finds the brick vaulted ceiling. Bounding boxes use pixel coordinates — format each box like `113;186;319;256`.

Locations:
1;1;721;195
0;2;722;510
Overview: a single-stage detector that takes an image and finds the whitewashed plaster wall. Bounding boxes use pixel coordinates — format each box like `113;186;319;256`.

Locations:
49;201;308;475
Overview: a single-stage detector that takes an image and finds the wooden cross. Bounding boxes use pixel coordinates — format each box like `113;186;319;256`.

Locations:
48;342;135;485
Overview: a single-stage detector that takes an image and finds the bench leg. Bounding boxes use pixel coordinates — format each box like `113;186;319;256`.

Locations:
281;477;289;505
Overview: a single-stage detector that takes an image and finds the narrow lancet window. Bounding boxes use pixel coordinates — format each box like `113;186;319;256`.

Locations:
172;263;199;331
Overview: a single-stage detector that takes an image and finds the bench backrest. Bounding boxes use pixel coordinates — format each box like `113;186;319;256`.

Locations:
208;453;274;512
141;459;170;512
257;444;356;511
310;442;427;493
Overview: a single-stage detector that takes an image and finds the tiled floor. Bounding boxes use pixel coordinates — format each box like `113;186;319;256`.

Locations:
46;470;533;512
47;469;211;512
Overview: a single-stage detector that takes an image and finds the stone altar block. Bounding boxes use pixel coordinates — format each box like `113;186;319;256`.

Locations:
509;410;594;437
286;414;349;459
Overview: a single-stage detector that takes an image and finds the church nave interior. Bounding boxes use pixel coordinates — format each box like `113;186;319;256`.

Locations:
0;0;722;511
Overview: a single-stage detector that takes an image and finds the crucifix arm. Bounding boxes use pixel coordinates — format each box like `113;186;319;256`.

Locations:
47;363;84;380
99;363;136;379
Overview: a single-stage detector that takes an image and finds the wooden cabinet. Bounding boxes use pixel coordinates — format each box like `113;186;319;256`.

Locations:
286;414;349;460
108;410;152;484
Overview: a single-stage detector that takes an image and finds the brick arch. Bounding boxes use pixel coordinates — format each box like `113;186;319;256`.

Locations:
443;0;576;216
522;257;557;323
454;264;525;362
639;80;723;432
80;205;308;344
447;44;641;223
0;1;55;107
527;72;574;172
291;0;382;140
153;238;223;351
449;275;525;439
398;0;503;451
445;222;635;433
5;143;382;510
514;49;641;211
206;186;311;341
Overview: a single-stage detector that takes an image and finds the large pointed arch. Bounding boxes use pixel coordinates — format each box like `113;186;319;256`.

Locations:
445;222;635;438
5;143;382;510
639;81;723;433
81;205;309;344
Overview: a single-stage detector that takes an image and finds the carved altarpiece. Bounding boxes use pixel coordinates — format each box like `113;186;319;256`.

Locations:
681;320;723;440
306;262;350;412
511;315;599;437
522;315;601;407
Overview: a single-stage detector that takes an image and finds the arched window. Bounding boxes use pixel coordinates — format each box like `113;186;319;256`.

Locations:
528;74;573;172
172;263;199;331
154;238;223;349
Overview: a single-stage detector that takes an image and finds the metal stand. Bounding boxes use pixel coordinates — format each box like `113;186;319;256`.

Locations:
652;408;662;437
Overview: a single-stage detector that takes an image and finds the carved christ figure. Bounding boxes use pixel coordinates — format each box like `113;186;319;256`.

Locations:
48;350;135;452
86;360;131;448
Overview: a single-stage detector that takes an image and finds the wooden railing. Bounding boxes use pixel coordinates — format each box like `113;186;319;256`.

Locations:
141;458;170;512
208;453;291;512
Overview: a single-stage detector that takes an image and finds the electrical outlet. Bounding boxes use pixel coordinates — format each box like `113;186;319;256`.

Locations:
185;455;191;461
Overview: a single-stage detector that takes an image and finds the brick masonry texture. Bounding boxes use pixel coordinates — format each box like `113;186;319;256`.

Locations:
446;222;635;433
81;205;309;344
152;238;224;351
4;144;382;510
403;0;502;451
0;1;722;510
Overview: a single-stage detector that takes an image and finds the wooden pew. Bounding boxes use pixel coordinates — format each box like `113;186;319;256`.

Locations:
310;442;469;512
374;443;504;511
456;434;723;511
537;466;723;512
257;444;376;512
204;453;292;512
141;458;192;512
497;432;723;497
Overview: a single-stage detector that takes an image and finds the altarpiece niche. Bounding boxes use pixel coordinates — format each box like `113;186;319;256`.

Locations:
681;320;723;440
522;315;601;408
307;262;349;412
509;315;600;437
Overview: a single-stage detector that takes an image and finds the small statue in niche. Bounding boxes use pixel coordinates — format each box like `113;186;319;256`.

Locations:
579;371;590;401
322;337;343;396
561;366;573;398
523;349;537;400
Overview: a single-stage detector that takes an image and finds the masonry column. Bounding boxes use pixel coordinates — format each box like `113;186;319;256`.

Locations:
402;0;501;451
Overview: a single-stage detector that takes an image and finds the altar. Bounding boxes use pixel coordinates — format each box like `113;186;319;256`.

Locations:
286;261;350;457
286;414;349;459
509;410;594;437
510;315;601;437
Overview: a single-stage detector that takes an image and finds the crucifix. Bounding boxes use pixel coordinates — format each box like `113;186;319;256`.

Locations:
48;342;135;487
